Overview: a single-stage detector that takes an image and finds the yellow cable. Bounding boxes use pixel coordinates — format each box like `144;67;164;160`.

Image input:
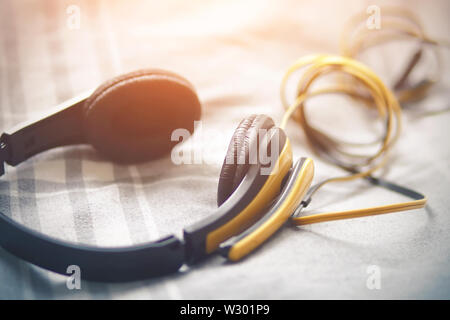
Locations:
340;6;447;104
279;54;426;226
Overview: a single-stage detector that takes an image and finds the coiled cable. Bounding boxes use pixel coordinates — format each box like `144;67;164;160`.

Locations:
279;54;426;225
340;6;449;104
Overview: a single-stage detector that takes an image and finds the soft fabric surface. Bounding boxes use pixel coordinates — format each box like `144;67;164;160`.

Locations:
0;0;449;299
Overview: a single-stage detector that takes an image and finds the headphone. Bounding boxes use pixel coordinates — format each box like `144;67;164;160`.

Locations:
0;69;314;282
0;54;430;282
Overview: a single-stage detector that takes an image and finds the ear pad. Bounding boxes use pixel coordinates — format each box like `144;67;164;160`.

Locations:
217;114;275;206
83;69;201;163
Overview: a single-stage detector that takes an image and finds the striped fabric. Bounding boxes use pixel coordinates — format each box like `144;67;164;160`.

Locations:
1;0;449;299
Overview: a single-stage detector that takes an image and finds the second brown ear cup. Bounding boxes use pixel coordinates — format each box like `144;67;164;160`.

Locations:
83;69;201;163
217;114;275;206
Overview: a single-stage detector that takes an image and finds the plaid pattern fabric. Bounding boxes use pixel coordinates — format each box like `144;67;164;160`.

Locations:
1;0;449;299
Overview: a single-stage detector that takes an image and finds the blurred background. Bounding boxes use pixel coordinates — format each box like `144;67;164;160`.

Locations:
0;0;449;299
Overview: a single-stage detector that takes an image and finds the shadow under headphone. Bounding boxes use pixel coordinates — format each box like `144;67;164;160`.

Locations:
0;69;315;282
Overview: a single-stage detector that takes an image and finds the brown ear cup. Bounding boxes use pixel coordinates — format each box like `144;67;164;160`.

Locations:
83;69;201;163
217;114;275;206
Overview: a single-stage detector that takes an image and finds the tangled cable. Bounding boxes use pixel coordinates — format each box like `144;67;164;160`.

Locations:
280;54;426;226
340;6;449;104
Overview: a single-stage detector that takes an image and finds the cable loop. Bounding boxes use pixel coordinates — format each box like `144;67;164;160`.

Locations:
340;6;448;104
281;55;400;187
280;55;426;225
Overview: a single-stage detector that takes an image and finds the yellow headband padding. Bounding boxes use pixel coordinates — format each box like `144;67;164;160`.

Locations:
206;139;293;253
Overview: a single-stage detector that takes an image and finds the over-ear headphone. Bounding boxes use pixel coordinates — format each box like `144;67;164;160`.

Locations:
0;69;314;282
1;69;202;168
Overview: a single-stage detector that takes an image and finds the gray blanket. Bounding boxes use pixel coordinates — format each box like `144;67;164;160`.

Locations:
0;0;449;299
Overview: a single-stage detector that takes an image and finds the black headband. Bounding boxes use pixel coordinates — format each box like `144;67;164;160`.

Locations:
0;96;292;282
